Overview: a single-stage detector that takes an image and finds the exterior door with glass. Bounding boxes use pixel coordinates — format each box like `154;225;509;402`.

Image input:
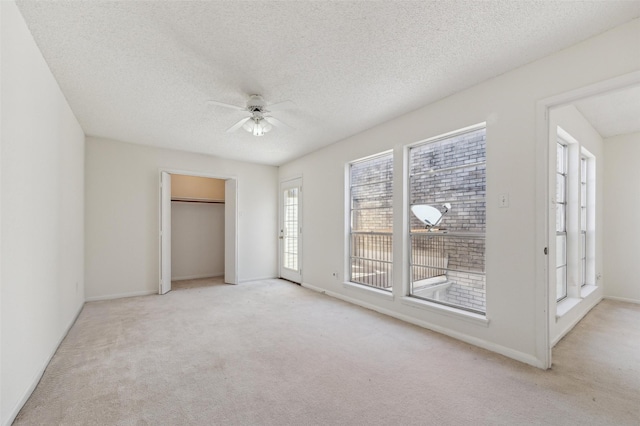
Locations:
280;178;302;283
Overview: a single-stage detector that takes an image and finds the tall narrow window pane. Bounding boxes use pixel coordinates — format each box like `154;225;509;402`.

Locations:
580;156;588;286
283;188;299;271
409;126;486;315
349;152;393;291
556;141;568;301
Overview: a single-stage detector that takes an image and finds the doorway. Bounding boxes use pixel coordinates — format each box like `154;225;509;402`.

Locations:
536;71;640;368
160;171;238;294
279;178;302;283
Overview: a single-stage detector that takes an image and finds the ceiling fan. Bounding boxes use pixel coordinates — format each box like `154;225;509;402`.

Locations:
206;95;294;136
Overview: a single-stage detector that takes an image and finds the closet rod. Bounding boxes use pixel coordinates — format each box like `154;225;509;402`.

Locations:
171;199;225;204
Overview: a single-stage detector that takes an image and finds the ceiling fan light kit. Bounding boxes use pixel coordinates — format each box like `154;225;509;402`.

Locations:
207;94;293;137
243;116;272;136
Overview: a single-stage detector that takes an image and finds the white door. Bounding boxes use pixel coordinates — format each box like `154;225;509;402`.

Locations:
280;178;302;283
224;179;238;284
160;171;172;294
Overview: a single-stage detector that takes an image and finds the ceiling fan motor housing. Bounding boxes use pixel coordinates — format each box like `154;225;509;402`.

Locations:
247;95;267;112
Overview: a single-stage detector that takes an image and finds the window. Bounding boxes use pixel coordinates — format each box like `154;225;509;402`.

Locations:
408;126;486;314
556;141;568;301
554;127;597;305
349;152;393;291
580;156;587;287
283;186;299;271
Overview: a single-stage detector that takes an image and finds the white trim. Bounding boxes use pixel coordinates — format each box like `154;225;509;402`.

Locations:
542;71;640;110
156;167;238;181
85;290;156;302
349;148;394;165
401;296;489;327
158;169;240;291
580;284;598;299
535;99;552;369
172;273;224;281
3;302;84;426
279;175;303;184
557;126;579;145
405;121;487;149
604;295;640;305
302;282;544;368
556;297;581;318
238;276;278;284
534;71;640;370
343;281;394;301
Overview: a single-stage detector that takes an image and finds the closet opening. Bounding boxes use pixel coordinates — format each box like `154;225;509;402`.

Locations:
160;171;238;294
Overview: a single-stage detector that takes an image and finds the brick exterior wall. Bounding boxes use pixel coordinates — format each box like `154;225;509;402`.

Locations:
351;154;393;232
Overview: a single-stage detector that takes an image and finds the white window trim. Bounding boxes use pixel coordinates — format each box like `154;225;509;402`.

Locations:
406;123;488;316
401;296;490;327
343;281;395;301
553;127;598;318
347;150;394;292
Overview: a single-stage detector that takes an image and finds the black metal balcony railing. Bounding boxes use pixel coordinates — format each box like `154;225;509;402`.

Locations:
350;232;392;290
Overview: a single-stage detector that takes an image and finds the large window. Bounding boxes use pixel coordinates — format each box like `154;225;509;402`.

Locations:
556;141;568;301
580;155;587;287
349;152;393;291
408;126;486;314
554;128;596;303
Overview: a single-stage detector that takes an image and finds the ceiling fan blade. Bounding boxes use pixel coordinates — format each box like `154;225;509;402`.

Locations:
226;117;251;133
266;100;296;112
264;116;293;129
206;100;246;112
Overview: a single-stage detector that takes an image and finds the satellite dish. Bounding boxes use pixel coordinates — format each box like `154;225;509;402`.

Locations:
411;203;451;229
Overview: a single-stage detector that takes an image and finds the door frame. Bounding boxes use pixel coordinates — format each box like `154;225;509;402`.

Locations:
535;70;640;369
279;177;303;283
159;168;239;294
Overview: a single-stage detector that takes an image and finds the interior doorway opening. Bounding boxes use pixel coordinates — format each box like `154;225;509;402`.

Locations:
172;174;226;283
537;71;640;368
160;171;238;294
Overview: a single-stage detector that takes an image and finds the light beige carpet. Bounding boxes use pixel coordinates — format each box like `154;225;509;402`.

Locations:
14;278;640;425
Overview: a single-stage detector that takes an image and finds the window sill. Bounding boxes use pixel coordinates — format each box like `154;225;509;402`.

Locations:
343;282;394;301
580;284;598;299
556;286;598;319
401;296;490;327
556;297;581;319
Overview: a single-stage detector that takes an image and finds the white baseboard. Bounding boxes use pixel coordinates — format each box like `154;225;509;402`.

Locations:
301;282;545;369
3;301;84;426
239;276;278;283
172;273;223;281
604;295;640;304
85;290;156;302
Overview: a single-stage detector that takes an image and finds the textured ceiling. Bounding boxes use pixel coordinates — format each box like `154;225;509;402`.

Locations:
16;1;640;166
574;85;640;138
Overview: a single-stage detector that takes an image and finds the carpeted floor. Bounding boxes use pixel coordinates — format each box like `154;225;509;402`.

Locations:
14;278;640;425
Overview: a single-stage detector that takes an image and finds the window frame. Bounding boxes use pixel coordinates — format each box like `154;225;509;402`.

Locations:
348;151;394;292
406;123;487;315
580;155;587;287
556;140;568;302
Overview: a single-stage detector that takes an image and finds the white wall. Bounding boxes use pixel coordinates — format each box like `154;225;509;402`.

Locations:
279;19;640;367
549;105;604;344
171;201;225;280
1;2;85;424
604;131;640;304
85;137;278;300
